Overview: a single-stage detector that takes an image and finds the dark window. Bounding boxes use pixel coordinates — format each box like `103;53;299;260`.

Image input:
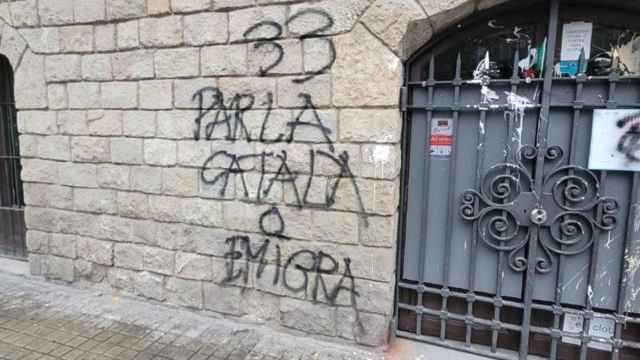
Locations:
0;54;26;258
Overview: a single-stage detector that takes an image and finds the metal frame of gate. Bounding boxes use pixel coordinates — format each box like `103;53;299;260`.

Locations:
395;0;640;359
0;54;26;259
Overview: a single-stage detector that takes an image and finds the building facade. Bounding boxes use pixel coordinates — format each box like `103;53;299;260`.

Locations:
3;0;640;359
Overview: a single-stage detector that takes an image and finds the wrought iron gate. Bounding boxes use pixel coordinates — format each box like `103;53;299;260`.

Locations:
397;0;640;359
0;54;25;259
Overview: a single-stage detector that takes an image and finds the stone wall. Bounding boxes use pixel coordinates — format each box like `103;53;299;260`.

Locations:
0;0;506;348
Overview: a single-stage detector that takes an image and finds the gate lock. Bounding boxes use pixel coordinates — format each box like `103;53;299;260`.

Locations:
529;208;548;225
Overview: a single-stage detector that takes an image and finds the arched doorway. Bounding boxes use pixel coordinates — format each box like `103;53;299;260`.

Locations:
397;0;640;358
0;54;25;259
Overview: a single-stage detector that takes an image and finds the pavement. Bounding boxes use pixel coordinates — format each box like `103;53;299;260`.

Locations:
0;269;387;360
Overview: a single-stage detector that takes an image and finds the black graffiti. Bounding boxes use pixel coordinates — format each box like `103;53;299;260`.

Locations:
200;149;368;220
243;9;336;82
617;113;640;162
223;236;359;309
192;88;333;148
259;207;289;239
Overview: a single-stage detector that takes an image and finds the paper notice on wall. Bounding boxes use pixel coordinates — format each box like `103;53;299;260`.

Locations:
562;313;615;352
560;22;593;76
429;118;453;157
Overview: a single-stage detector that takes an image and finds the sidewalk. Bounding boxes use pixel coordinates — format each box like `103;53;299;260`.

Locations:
0;270;386;360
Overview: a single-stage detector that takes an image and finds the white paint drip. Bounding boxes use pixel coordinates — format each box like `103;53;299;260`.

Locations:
481;86;499;104
587;285;594;306
633;204;640;232
365;145;392;179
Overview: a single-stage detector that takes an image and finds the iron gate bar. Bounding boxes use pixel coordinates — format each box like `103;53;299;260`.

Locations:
440;53;463;342
415;55;436;338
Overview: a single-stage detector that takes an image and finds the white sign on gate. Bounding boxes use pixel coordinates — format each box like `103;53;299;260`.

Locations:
589;109;640;172
562;313;615;351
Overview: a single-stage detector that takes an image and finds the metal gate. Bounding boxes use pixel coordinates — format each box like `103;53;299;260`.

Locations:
397;0;640;359
0;54;25;259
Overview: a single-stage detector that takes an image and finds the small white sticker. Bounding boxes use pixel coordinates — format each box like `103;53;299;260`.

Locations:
562;313;615;352
429;118;453;157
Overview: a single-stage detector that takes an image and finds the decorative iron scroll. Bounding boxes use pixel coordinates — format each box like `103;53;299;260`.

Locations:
459;144;620;274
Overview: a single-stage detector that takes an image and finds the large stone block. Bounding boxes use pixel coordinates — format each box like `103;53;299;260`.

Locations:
183;12;227;46
248;39;303;76
173;77;217;109
311;210;358;244
45;256;74;282
166;277;203;309
139;80;173;110
45;54;81;82
19;28;60;54
359;215;397;248
154;48;199;78
139;16;182;47
112;50;154;80
333;24;401;107
26;230;49;254
86;110;123;136
59;25;93;52
143;246;175;275
156;110;194;139
110;137;143;164
117;191;148;218
14;51;47;109
23;183;73;210
77;237;114;265
178;198;223;227
203;283;243;315
74;0;106;23
106;0;146;20
336;309;389;346
171;0;210;12
97;164;130;190
228;6;286;42
148;0;171;15
339;109;401;144
134;271;166;300
131;166;162;193
201;44;247;76
58;162;98;188
218;77;275;110
276;75;331;108
114;243;145;270
10;0;38;27
57;111;87;135
82;54;113;81
68;82;100;109
175;252;212;280
38;0;73;25
95;24;116;51
144;139;177;166
37;135;70;161
123;111;157;138
0;25;27;72
18;111;57;134
361;0;427;55
288;0;370;36
21;159;59;183
47;84;67;110
71;136;110;162
101;82;138;109
280;298;336;336
359;144;401;180
49;233;77;258
116;20;139;49
74;188;117;214
162;167;197;196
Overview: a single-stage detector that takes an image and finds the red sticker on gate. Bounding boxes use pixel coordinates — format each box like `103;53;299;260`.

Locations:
429;118;453;157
